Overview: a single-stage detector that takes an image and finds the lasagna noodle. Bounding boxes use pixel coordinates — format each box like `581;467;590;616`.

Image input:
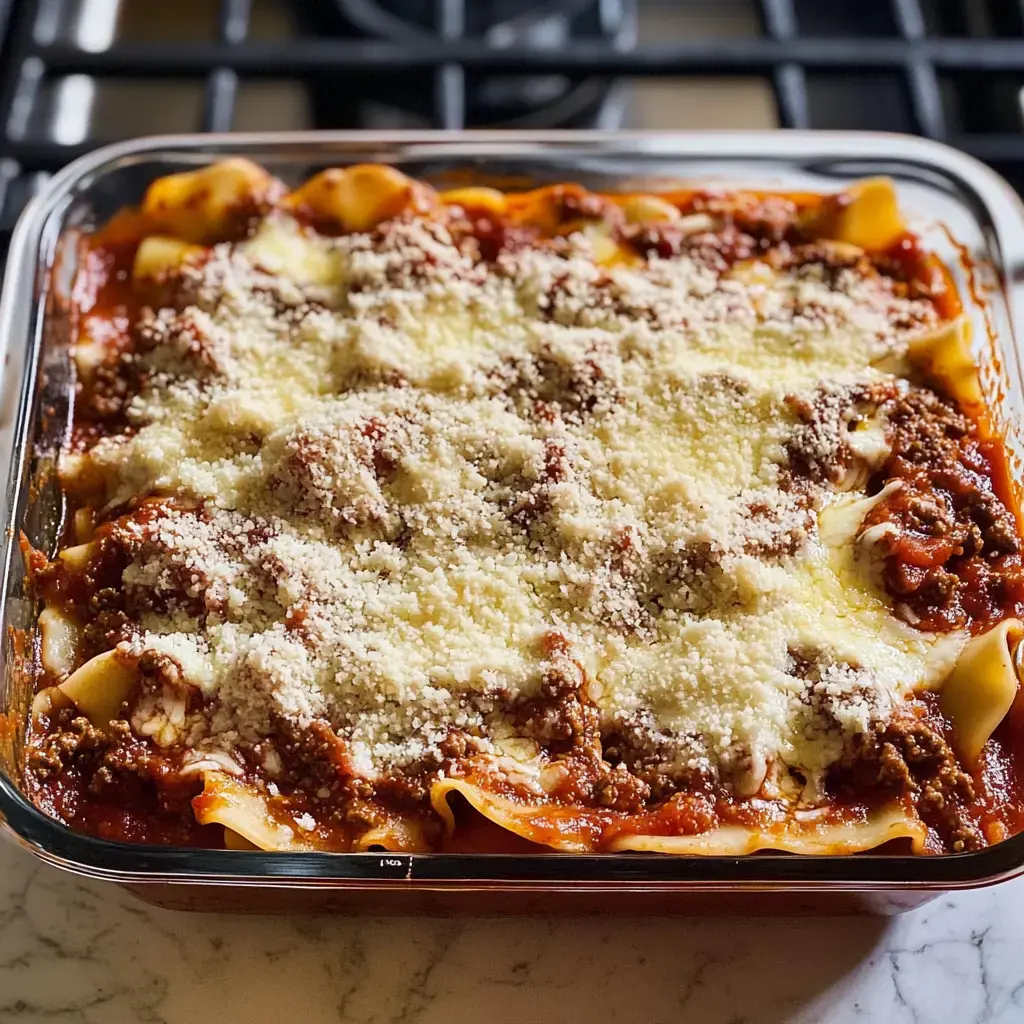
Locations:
194;773;431;853
193;773;321;852
606;805;928;856
29;162;1024;856
429;777;932;857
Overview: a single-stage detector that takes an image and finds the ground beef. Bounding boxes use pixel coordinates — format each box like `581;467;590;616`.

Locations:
27;712;152;799
862;386;1024;631
601;710;714;804
495;345;623;424
513;682;601;755
833;700;983;852
626;191;801;264
512;635;601;756
785;386;858;486
81;607;135;661
770;239;871;273
783;380;898;488
505;436;573;534
592;764;652;813
275;716;356;789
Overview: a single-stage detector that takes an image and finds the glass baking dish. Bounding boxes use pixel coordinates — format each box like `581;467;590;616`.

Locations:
3;130;1024;916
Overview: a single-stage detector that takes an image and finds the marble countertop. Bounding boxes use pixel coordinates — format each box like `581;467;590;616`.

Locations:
1;839;1022;1024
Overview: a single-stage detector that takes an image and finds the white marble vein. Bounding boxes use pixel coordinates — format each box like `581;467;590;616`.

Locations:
1;838;1023;1024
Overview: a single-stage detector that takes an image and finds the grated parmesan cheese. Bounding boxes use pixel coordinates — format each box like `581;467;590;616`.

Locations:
76;208;955;797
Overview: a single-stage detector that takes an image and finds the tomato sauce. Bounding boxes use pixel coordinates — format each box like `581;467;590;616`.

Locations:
862;390;1024;634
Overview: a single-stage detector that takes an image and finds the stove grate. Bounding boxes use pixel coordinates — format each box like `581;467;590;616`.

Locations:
0;0;1023;238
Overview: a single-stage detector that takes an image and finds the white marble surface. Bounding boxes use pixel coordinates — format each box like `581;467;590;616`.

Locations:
1;839;1022;1024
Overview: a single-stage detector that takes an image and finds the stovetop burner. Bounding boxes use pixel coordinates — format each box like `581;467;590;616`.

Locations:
334;0;604;39
0;0;1022;249
295;0;634;131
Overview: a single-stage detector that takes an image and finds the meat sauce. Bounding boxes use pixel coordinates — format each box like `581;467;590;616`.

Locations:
862;389;1024;634
23;184;1024;856
26;709;216;848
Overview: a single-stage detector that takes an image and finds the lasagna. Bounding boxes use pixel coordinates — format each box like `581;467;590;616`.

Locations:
22;159;1024;856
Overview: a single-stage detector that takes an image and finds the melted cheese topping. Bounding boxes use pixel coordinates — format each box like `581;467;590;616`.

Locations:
72;212;955;798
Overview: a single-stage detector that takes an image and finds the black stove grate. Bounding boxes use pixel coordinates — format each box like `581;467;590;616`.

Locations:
0;0;1023;241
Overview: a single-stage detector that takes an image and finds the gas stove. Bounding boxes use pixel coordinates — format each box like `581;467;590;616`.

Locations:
0;0;1022;246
